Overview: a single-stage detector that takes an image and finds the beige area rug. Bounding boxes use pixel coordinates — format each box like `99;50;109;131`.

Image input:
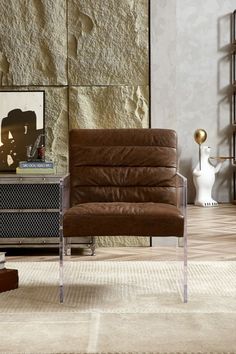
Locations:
0;261;236;354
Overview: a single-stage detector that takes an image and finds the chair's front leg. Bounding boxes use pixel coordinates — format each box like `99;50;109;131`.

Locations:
177;234;187;303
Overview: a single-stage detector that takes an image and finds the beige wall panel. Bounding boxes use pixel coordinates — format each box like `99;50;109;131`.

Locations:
68;0;149;85
69;86;149;129
150;0;176;128
0;0;67;86
151;0;236;203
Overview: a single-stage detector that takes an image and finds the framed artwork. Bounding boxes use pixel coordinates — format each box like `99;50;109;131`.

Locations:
0;91;45;172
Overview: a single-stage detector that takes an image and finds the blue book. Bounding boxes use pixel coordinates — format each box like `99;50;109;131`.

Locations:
19;161;54;169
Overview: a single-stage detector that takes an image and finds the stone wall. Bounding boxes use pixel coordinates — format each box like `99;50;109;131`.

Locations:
0;0;149;246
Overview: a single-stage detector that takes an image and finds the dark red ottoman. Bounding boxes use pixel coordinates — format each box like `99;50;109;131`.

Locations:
0;269;18;293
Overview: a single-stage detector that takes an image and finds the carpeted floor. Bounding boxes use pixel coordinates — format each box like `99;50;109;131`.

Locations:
0;261;236;354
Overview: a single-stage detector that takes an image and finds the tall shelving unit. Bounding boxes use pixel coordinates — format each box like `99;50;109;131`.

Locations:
231;10;236;203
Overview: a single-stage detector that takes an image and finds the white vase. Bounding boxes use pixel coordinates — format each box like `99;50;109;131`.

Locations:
193;146;222;207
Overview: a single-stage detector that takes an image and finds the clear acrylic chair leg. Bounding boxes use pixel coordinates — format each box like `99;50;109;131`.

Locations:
176;235;188;303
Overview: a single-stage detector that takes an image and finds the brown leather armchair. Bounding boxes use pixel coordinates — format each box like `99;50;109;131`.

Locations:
61;129;187;303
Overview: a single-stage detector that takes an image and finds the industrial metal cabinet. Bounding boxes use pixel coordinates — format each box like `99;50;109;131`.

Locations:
0;173;95;255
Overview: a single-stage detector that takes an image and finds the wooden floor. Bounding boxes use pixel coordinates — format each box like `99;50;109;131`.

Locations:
5;204;236;262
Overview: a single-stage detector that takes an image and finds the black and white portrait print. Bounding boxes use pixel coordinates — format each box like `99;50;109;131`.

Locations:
0;91;45;171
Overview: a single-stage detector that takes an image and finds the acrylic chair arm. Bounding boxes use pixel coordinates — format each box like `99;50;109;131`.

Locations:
176;172;187;215
176;172;187;244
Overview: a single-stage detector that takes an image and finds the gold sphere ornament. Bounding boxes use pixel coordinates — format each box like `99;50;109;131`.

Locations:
194;129;207;145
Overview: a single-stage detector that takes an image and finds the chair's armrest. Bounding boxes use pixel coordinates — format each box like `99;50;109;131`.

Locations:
176;172;187;188
175;172;187;218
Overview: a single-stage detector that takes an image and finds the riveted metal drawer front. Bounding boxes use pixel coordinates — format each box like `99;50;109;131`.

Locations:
0;184;60;209
0;212;60;237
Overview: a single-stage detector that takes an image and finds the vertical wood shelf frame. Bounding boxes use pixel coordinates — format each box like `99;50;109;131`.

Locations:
232;10;236;203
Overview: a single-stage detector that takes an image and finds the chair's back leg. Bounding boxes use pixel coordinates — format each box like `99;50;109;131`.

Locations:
90;236;96;256
183;178;188;303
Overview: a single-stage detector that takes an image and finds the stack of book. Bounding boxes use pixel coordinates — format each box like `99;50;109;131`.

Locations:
0;253;19;293
16;160;55;174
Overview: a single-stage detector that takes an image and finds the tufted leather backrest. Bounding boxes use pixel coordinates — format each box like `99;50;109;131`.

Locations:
69;129;178;206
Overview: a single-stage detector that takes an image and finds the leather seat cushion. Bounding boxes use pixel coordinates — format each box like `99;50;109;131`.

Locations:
63;202;184;237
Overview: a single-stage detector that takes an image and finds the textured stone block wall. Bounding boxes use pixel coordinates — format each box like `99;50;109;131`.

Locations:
0;0;149;246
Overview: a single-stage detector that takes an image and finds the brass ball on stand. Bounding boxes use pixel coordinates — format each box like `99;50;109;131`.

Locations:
194;129;207;170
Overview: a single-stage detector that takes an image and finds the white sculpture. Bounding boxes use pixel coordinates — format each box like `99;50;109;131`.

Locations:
193;146;223;207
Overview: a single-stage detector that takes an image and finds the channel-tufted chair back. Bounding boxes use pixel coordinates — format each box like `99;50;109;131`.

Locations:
69;129;178;206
